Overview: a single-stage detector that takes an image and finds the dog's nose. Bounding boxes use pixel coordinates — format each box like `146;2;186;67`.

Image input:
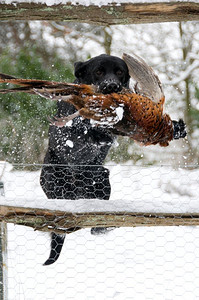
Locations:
100;81;122;94
106;82;119;93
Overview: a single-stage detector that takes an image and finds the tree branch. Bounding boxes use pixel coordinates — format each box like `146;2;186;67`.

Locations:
164;60;199;86
0;2;198;24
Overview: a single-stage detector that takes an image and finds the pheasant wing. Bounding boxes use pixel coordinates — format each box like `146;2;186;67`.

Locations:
122;52;164;103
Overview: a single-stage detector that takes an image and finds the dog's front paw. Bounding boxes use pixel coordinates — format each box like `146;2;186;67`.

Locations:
91;227;115;235
172;119;187;139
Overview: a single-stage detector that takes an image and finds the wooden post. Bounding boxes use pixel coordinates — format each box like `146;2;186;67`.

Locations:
0;163;7;300
0;223;7;300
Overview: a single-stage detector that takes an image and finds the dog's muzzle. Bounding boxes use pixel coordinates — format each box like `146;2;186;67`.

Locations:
98;80;122;94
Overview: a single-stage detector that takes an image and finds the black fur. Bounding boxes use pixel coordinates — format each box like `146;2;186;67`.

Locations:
41;54;130;265
172;119;186;139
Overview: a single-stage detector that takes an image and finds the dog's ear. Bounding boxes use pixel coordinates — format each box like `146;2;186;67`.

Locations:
74;61;87;81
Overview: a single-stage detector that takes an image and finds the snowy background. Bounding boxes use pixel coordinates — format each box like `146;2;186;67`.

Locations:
1;161;199;299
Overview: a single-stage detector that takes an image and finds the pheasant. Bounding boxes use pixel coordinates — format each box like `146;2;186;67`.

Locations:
0;53;186;147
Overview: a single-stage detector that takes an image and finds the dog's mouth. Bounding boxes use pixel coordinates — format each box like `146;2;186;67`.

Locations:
98;80;122;94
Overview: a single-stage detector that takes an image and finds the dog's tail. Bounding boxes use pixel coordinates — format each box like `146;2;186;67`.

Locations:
43;233;65;266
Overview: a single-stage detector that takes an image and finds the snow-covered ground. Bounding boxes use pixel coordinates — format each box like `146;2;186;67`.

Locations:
1;161;199;299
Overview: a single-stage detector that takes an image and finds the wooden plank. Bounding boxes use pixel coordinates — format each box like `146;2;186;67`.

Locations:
0;223;8;300
0;2;198;24
0;205;199;234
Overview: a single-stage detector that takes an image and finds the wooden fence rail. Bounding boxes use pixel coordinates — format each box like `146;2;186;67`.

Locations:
1;205;199;234
0;2;198;24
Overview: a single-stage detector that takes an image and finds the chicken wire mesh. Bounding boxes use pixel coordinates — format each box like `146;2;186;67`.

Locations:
0;161;199;299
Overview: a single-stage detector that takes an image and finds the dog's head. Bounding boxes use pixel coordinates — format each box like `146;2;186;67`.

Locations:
74;54;130;94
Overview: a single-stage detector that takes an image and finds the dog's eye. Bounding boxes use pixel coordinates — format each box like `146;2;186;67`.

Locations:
95;70;103;76
116;70;123;76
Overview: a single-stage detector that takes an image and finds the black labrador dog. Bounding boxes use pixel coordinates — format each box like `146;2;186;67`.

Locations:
40;54;130;265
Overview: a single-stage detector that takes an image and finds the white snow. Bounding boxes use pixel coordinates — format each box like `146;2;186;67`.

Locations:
1;163;198;214
115;106;124;121
66;140;74;148
1;162;199;298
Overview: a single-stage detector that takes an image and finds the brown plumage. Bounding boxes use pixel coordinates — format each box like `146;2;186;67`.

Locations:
0;53;181;147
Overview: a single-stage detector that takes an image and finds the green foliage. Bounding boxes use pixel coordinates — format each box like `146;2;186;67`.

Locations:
0;47;74;166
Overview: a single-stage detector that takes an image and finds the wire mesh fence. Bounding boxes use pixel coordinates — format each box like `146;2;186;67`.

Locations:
0;161;199;299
